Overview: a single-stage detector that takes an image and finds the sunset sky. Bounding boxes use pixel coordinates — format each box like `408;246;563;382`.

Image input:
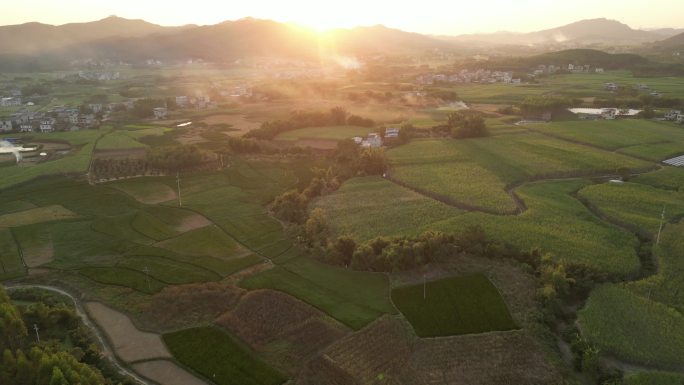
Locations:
1;0;682;35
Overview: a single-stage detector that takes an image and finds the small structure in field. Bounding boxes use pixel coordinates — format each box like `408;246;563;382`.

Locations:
361;133;383;148
153;107;168;120
569;108;642;120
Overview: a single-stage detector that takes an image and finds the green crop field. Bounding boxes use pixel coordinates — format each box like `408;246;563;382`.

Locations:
633;167;684;192
579;284;684;370
311;176;463;240
619;141;684;161
392;274;517;337
274;125;371;141
163;327;286;385
110;178;177;204
578;182;684;234
531;120;684;151
428;180;641;277
240;255;395;330
158;225;245;258
625;371;684;385
96;131;147;150
0;205;79;227
387;134;651;213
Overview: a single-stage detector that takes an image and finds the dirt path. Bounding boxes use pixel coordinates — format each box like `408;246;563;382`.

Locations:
85;302;171;363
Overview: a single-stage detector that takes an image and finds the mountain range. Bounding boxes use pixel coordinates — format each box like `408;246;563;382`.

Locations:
0;16;682;65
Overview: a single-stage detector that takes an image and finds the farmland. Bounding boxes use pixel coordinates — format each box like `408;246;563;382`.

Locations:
578;182;684;234
274;125;371;141
530;120;684;152
430;179;641;277
387;134;651;213
625;372;684;385
633;166;684;191
311;176;463;240
162;327;286;385
579;284;684;370
240;255;396;330
392;274;517;337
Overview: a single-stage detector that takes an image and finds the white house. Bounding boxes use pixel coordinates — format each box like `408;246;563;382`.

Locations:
19;123;33;133
0;97;21;107
604;83;619;91
361;133;383;148
153;107;168;119
664;110;682;121
40;118;55;133
384;127;400;138
0;119;12;132
78;115;95;127
595;68;605;73
175;96;189;108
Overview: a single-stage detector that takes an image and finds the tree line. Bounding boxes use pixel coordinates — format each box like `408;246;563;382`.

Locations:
245;107;375;140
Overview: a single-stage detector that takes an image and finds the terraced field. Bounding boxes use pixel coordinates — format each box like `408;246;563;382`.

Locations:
388;134;651;213
579;182;684;234
429;179;641;277
633;166;684;192
311;176;463;241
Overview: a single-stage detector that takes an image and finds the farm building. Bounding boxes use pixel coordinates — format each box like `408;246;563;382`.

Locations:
361;133;383;148
664;110;682;121
153;107;168;119
385;127;400;138
0;119;12;132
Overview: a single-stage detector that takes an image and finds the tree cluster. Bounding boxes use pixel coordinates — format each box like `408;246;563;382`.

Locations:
519;96;574;119
245;107;375;140
146;145;215;172
447;110;488;138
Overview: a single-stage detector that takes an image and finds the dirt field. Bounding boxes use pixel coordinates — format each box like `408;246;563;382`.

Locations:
85;302;171;362
138;282;244;332
202;114;261;136
216;289;349;374
172;213;212;232
133;360;209;385
296;313;560;385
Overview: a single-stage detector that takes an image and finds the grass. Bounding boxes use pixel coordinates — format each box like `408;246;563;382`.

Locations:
578;182;684;234
624;371;684;385
158;225;244;258
0;205;79;227
163;327;286;385
388;134;651;213
579;284;684;370
78;267;167;294
0;200;37;215
531;120;684;151
311;176;463;241
633;167;684;192
0;227;25;280
110;178;177;204
96;131;147;150
392;274;517;337
131;211;181;241
429;179;641;278
618;141;684;161
274;125;372;141
240;255;395;330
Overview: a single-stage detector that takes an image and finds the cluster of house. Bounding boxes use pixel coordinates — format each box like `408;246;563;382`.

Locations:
352;127;400;148
664;110;684;124
0;105;103;133
417;70;521;85
604;82;662;97
219;86;253;98
77;71;122;81
531;64;604;77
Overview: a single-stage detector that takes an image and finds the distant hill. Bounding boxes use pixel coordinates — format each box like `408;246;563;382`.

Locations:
445;19;663;46
652;31;684;50
0;16;191;55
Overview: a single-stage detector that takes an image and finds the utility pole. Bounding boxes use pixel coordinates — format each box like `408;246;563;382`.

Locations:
33;324;40;343
143;266;151;293
176;172;182;207
656;205;666;246
423;273;427;300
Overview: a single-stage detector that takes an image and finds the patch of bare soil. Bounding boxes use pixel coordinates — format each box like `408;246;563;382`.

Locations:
411;332;560;385
133;360;209;385
22;237;53;268
173;213;212;232
216;289;349;374
202;114;261;136
85;302;171;362
138;282;243;332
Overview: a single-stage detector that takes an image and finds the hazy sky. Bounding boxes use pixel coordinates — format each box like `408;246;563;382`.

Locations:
1;0;683;35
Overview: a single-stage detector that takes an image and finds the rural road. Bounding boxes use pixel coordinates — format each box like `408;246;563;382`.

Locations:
5;284;152;385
